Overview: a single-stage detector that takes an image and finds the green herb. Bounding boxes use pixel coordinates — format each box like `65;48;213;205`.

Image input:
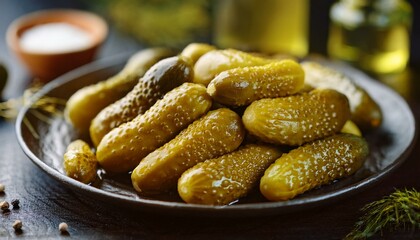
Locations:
0;84;66;120
346;188;420;239
0;84;66;139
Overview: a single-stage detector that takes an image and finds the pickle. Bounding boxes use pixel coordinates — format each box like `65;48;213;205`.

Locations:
193;49;274;86
96;83;212;173
131;108;245;195
207;60;304;106
242;89;351;146
180;43;216;65
63;140;98;184
301;61;382;130
0;63;7;96
178;144;282;205
260;133;369;201
341;120;362;137
65;48;174;134
90;56;193;146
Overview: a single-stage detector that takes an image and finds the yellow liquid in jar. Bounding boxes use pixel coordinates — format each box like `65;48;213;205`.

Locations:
213;0;308;57
328;0;411;74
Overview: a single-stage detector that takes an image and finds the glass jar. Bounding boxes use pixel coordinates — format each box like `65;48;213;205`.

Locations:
328;0;412;74
213;0;309;57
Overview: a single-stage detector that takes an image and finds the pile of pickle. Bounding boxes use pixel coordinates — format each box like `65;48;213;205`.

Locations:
63;43;381;205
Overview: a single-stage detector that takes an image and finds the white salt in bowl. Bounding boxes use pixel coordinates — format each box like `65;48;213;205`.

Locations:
6;9;108;81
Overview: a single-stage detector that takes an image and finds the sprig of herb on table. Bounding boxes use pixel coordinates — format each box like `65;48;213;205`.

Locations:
345;188;420;239
0;84;66;138
1;84;66;119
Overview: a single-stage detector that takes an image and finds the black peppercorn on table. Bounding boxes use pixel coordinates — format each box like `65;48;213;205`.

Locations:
1;0;420;239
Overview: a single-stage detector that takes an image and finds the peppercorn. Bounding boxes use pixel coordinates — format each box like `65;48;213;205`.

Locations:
11;199;20;209
0;183;5;193
0;201;9;211
59;222;68;233
12;220;22;231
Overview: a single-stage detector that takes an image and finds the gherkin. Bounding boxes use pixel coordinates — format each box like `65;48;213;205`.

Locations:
65;48;174;134
0;63;7;96
193;49;274;86
260;133;369;201
180;43;216;65
90;56;193;146
131;108;245;195
63;140;98;184
96;83;212;174
243;89;351;146
301;61;382;130
207;60;304;107
341;120;362;136
178;144;282;205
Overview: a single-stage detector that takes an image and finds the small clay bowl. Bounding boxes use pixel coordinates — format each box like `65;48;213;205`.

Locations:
6;9;108;81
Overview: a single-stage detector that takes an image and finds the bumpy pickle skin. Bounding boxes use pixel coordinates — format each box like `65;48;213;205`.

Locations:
180;43;216;65
242;89;351;146
301;61;382;130
96;83;212;173
65;48;174;134
178;144;282;205
260;133;369;201
89;56;193;146
131;108;245;195
193;49;274;86
207;60;305;107
63;140;98;184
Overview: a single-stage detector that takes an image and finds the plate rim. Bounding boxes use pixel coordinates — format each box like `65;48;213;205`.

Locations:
15;54;418;216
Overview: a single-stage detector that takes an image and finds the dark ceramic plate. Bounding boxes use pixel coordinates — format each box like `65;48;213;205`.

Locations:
16;54;416;217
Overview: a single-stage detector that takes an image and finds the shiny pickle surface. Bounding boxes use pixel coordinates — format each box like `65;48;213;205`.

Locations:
243;89;351;146
301;61;382;130
180;43;216;65
65;48;174;134
90;56;193;146
96;83;212;173
63;140;98;184
193;49;274;86
207;60;304;106
178;144;282;205
260;133;369;201
131;108;245;195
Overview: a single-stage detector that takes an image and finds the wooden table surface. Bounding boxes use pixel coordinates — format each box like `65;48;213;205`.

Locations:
1;1;419;239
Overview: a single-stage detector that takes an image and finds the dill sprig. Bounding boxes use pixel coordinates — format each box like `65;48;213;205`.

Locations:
1;84;66;139
0;84;66;120
346;188;420;239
